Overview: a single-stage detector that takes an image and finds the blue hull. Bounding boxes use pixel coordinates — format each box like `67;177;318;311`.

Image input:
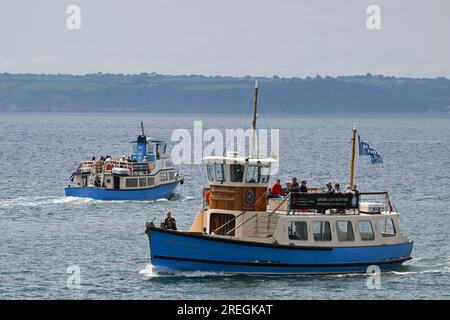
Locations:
148;228;413;274
65;182;178;200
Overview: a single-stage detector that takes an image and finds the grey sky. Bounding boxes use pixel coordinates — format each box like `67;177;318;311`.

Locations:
1;0;449;77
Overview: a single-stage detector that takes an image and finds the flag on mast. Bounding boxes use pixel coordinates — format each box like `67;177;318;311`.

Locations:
358;135;383;164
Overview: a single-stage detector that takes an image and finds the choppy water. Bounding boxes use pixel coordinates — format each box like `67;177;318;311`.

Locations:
0;112;449;299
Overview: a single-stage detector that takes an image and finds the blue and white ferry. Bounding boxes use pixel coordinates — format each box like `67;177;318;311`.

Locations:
145;83;413;274
65;123;183;200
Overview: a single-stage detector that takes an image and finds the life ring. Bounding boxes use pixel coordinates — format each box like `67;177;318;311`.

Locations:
106;163;113;172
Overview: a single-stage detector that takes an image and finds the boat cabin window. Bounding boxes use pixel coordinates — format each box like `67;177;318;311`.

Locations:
160;172;168;182
169;171;175;181
379;218;396;237
155;144;161;159
147;177;155;186
288;221;308;240
206;164;214;182
210;213;235;236
246;165;260;183
125;178;138;188
260;166;270;183
214;164;226;182
357;220;375;241
313;221;332;241
230;164;244;182
139;178;147;187
336;221;355;241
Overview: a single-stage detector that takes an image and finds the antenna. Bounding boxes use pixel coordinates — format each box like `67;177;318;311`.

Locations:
251;80;259;158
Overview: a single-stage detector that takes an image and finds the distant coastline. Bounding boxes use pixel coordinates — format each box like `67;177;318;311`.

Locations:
1;73;449;114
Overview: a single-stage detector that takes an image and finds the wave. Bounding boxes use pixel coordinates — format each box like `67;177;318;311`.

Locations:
139;264;229;278
0;196;93;208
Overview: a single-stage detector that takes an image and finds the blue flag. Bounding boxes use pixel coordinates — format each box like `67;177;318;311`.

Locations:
358;135;383;164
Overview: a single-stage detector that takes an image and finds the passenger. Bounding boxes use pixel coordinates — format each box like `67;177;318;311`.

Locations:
290;177;299;192
325;182;335;193
105;155;112;161
94;176;101;187
283;181;292;195
334;183;342;193
269;179;284;198
92;156;96;161
164;211;177;230
352;184;359;195
345;184;353;193
299;180;308;193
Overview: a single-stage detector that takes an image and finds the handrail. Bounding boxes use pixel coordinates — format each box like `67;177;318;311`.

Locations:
268;194;290;217
266;195;290;234
212;210;246;234
225;213;258;236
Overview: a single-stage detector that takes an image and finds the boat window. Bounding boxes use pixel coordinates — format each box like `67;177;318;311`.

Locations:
215;163;226;182
160;172;168;182
210;213;235;236
246;165;260;183
206;164;214;182
230;164;244;182
132;144;137;155
139;178;147;187
169;171;175;181
125;178;138;188
336;221;355;241
379;218;396;237
288;221;308;240
357;220;375;241
147;177;155;186
260;166;270;183
312;221;332;241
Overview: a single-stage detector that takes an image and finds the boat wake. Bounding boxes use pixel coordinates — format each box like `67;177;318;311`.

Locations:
139;264;230;279
0;196;93;208
387;256;450;275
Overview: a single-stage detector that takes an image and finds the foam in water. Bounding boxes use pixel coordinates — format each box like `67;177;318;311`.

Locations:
139;264;229;278
0;196;93;208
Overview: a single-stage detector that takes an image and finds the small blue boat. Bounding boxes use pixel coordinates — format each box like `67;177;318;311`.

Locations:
145;82;413;274
65;122;183;200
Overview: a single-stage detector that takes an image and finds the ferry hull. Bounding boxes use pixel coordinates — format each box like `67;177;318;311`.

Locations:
147;228;413;274
65;182;178;200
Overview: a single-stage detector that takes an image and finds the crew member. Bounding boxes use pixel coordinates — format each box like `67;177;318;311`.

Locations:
164;211;177;230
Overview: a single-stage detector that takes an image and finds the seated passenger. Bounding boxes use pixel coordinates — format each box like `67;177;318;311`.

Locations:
283;181;292;195
345;184;353;193
269;179;284;198
325;182;335;193
299;180;308;193
334;183;342;193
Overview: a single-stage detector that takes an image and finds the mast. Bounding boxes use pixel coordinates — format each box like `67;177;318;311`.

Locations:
349;124;357;188
251;80;259;158
141;121;145;136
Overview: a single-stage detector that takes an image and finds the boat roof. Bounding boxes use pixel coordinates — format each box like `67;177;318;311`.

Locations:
203;155;278;165
129;139;167;144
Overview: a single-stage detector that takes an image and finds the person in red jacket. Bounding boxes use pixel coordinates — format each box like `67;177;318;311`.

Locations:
269;178;284;198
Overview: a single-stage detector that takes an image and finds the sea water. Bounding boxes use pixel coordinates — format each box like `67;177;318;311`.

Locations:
0;112;449;299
